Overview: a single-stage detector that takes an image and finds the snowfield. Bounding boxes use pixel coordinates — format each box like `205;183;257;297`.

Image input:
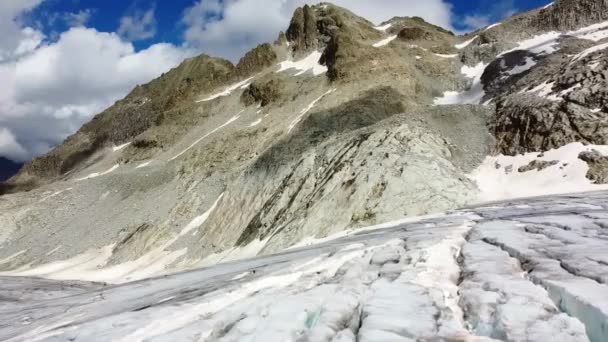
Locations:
1;191;608;341
470;143;608;202
276;51;328;76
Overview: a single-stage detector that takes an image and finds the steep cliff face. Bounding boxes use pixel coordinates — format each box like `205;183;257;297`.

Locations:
1;1;608;283
535;0;608;30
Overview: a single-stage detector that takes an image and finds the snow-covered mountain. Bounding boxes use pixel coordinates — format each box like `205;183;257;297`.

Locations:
1;0;608;340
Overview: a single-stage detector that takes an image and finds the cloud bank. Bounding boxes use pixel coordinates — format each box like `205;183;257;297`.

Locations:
0;5;192;162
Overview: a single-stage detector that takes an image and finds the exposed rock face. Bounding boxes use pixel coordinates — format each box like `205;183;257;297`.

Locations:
518;159;559;173
494;95;585;155
286;5;321;52
235;43;277;76
490;32;608;155
579;150;608;184
240;78;284;107
535;0;608;30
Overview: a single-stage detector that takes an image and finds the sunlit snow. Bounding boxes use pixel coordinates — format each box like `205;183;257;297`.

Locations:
75;164;119;181
470;143;608;202
112;142;131;152
433;62;487;105
196;78;254;102
373;23;392;31
288;89;336;133
169;111;243;161
276;51;328;76
455;36;478;49
372;35;397;47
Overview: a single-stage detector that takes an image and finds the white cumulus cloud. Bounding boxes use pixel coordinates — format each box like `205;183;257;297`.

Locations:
0;24;194;161
0;0;44;62
0;128;28;162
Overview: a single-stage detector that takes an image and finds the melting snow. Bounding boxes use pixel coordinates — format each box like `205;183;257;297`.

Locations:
455;36;478;49
569;20;608;42
288;89;336;133
249;118;262;127
112;142;131;152
461;62;486;79
434;62;487;105
571;42;608;63
589;61;601;70
136;161;152;169
372;35;397;48
75;164;119;181
180;194;224;237
0;250;26;266
497;21;608;60
507;56;537;75
522;81;555;98
469;142;608;202
39;188;73;202
196;78;254;102
434;53;458;58
485;23;501;30
276;51;328;76
169;111;243;161
374;23;392;31
407;44;428;51
500;31;562;56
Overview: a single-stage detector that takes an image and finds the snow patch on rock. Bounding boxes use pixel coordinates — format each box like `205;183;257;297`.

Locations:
197;78;255;102
75;164;119;182
455;36;478;49
169;111;242;161
434;62;487;105
372;35;397;48
277;51;328;76
469;142;608;202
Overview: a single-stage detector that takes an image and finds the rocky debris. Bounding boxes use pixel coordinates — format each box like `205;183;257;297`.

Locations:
579;150;608;184
518;159;559;172
240;78;284;107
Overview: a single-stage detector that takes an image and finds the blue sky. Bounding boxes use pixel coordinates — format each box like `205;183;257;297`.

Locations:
25;0;552;52
0;0;553;164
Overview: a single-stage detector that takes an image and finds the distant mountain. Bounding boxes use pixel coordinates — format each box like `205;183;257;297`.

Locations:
0;157;22;182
